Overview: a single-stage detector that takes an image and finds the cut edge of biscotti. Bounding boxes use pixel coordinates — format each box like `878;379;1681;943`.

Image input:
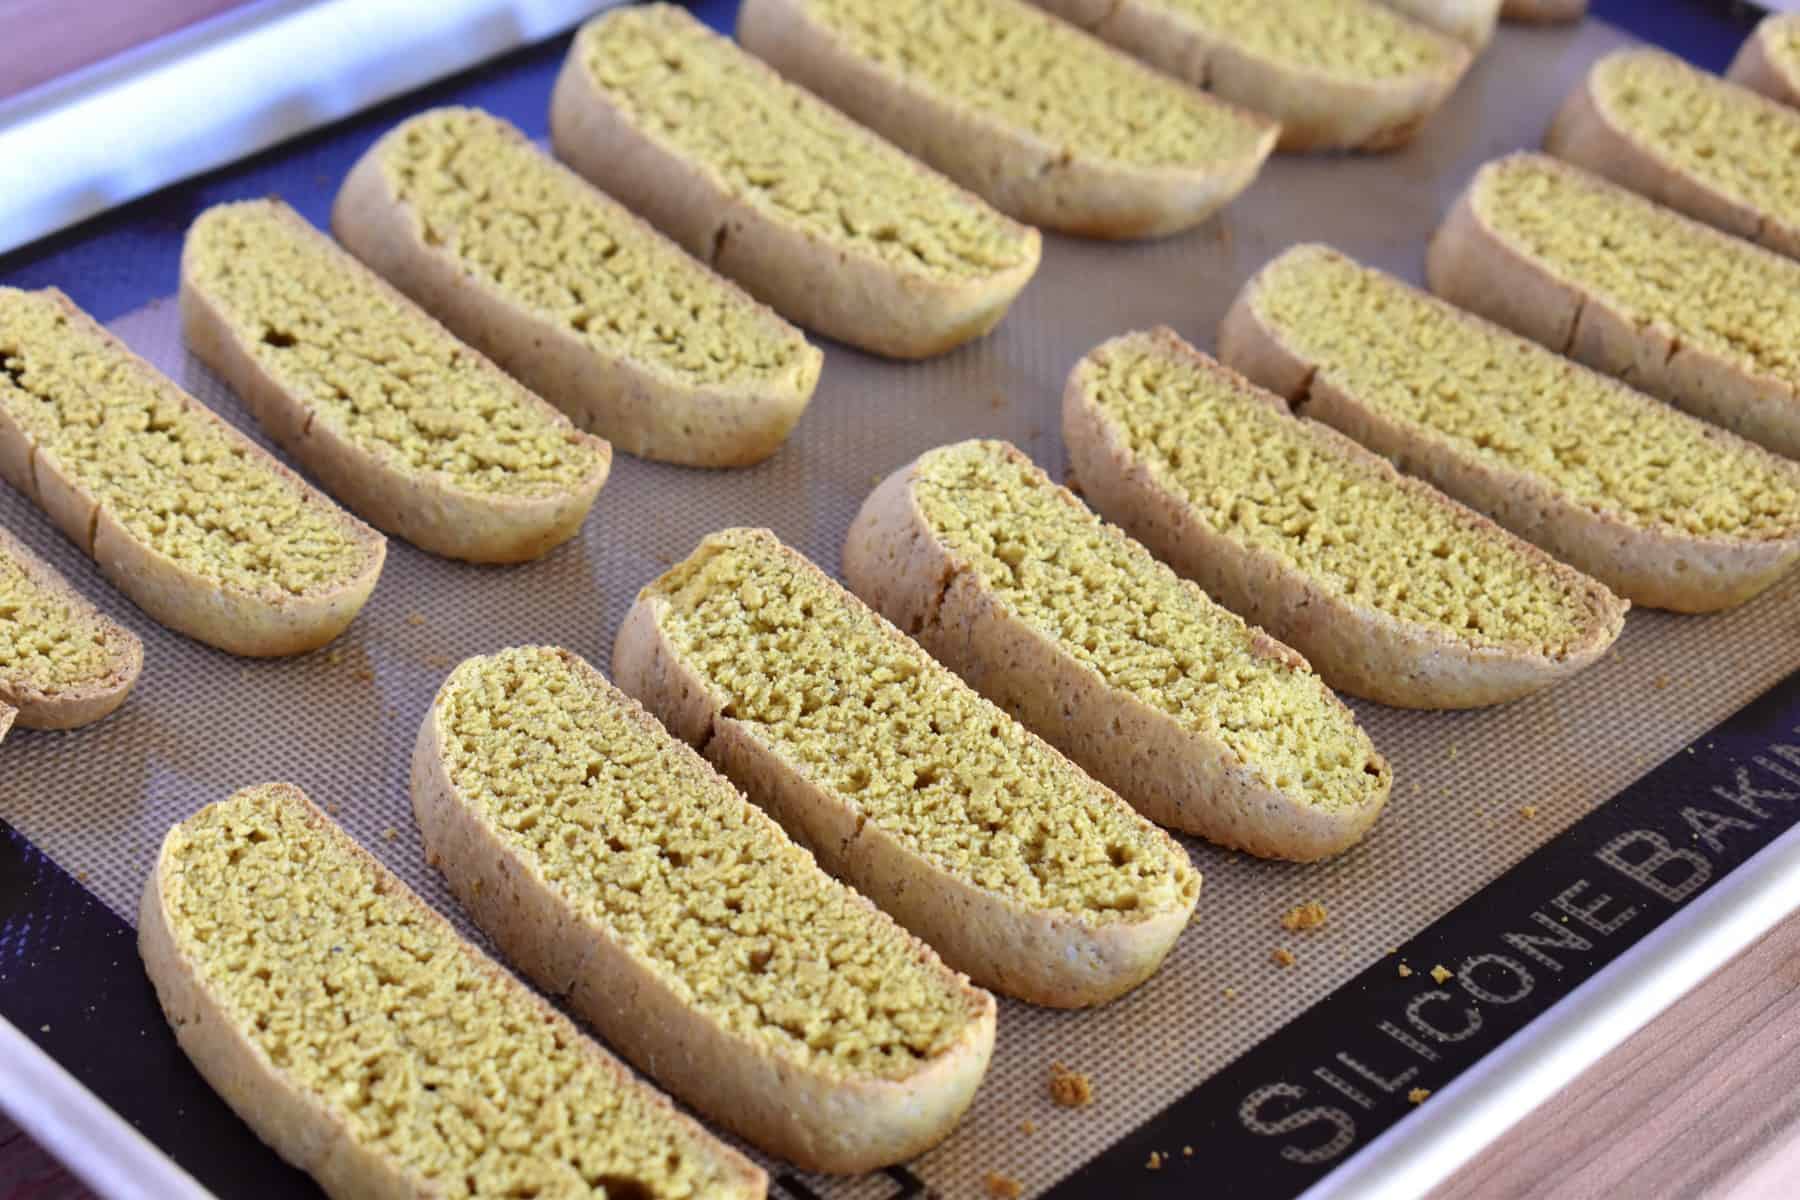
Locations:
735;0;1281;239
0;287;386;657
0;524;143;729
845;438;1392;861
552;5;1043;357
1063;327;1627;709
1039;0;1473;153
1729;14;1800;108
1427;151;1800;460
1224;242;1800;612
332;105;823;469
1548;47;1800;256
180;198;612;565
139;781;766;1199
614;526;1201;1009
414;645;996;1172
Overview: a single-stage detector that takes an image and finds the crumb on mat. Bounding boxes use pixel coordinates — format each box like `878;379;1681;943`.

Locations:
1271;947;1296;967
1431;964;1453;984
1049;1062;1094;1108
1408;1088;1431;1104
1280;901;1328;932
984;1172;1024;1199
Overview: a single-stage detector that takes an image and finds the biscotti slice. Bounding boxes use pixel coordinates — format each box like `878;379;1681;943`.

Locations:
736;0;1278;239
1548;50;1800;260
0;289;384;657
1028;0;1471;152
1065;329;1627;709
1429;152;1800;460
141;783;763;1200
552;8;1040;357
614;527;1200;1008
845;440;1391;861
1;524;141;729
1500;0;1584;21
1729;14;1800;110
333;107;821;468
415;646;995;1171
1223;244;1800;612
1377;0;1500;49
181;200;611;564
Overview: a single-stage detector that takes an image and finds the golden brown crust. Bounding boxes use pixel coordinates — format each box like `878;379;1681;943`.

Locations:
1728;18;1800;110
139;783;766;1200
612;529;1198;1008
0;290;385;658
843;445;1390;860
1062;328;1627;709
736;0;1279;237
180;200;610;564
1033;0;1472;152
1500;0;1585;22
550;10;1041;357
1427;153;1800;461
0;524;142;729
331;111;821;469
1546;51;1800;259
411;649;997;1173
1222;249;1800;612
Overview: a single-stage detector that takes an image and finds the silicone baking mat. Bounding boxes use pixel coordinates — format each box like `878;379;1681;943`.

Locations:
3;5;1796;1199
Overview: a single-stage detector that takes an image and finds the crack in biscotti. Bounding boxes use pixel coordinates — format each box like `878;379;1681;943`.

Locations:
0;291;371;597
189;204;603;499
583;10;1034;279
384;108;809;388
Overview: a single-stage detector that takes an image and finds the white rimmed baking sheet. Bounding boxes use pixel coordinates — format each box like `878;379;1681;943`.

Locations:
3;13;1799;1200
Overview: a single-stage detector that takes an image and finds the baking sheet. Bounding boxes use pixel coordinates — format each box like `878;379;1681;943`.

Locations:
3;13;1797;1199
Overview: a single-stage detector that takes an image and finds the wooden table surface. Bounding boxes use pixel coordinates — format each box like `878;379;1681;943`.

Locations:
4;2;1799;1198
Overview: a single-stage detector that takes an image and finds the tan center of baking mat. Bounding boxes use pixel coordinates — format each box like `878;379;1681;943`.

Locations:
4;15;1797;1199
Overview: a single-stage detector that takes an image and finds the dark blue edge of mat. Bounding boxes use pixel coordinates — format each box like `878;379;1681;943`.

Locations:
0;1;1778;1198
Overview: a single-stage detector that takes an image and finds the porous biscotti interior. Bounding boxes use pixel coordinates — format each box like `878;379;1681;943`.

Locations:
649;530;1198;918
1254;246;1800;541
379;108;809;388
1140;0;1456;79
1083;333;1606;654
187;202;605;499
1473;155;1800;393
0;540;122;696
793;0;1272;166
1593;50;1800;230
158;785;743;1199
1764;14;1800;81
911;442;1384;813
579;7;1035;280
0;289;371;596
436;646;985;1080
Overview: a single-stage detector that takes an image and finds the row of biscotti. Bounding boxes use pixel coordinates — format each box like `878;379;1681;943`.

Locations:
140;530;1232;1188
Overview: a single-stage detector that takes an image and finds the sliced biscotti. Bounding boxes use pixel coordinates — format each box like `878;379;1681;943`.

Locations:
1501;0;1584;21
0;524;141;729
736;0;1278;239
1429;153;1800;460
614;528;1201;1008
0;288;384;657
1223;244;1800;612
333;107;821;468
1377;0;1500;49
140;782;764;1200
1065;329;1627;709
845;440;1391;861
1029;0;1471;152
415;646;995;1171
552;7;1040;357
1548;50;1800;260
181;200;611;564
1730;14;1800;110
